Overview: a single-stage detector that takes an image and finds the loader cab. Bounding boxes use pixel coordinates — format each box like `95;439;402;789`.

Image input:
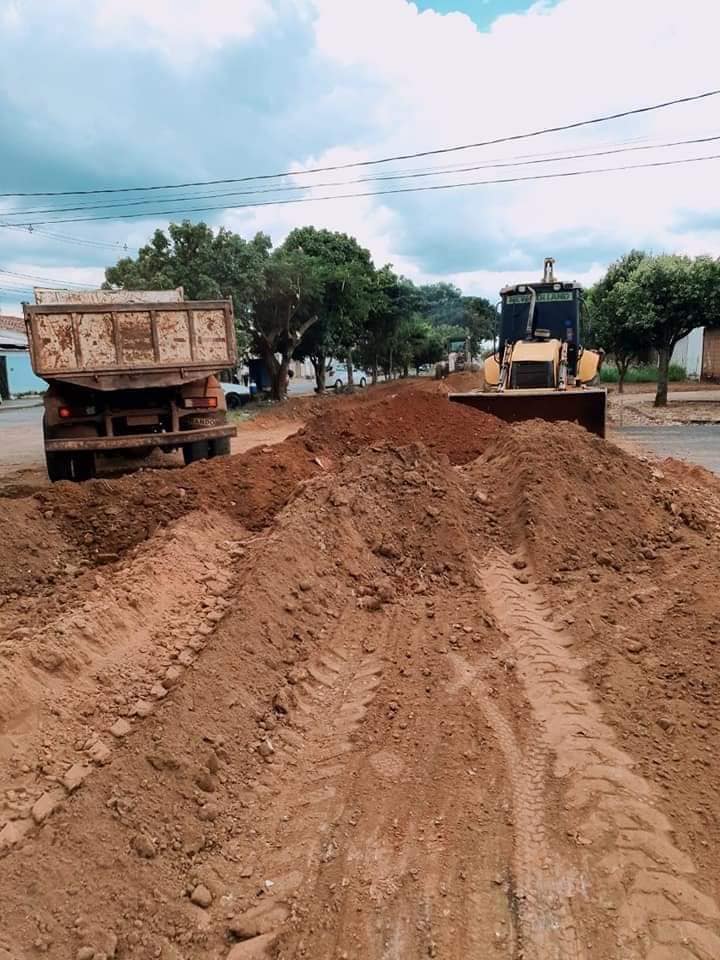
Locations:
498;280;583;377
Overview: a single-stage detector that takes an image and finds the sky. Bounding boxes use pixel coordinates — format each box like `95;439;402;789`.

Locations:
1;0;720;316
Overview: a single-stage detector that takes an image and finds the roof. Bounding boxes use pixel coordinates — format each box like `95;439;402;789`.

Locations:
0;329;28;349
0;315;25;334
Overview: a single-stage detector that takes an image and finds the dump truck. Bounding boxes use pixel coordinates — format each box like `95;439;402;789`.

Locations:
449;258;606;437
24;289;237;481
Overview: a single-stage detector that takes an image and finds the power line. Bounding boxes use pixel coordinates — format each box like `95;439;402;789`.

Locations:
0;222;132;251
4;133;720;220
1;87;719;199
13;152;720;226
0;267;90;288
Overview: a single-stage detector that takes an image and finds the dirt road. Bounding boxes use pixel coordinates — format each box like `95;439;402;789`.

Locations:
1;376;719;960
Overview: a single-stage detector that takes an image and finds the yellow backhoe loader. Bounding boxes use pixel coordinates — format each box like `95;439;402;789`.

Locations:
450;258;606;436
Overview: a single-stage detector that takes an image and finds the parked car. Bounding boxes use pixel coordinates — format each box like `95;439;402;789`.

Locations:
220;380;256;409
328;364;369;392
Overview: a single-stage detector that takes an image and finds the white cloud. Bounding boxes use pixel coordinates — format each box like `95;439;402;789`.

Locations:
435;263;607;302
0;1;21;29
305;0;720;281
92;0;276;59
5;0;720;306
222;147;411;270
0;263;106;317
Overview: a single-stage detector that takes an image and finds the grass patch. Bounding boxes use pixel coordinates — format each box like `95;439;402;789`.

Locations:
600;363;686;384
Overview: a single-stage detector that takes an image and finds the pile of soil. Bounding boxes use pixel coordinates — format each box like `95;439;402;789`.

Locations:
0;383;501;600
0;444;513;960
298;389;500;466
3;378;720;960
469;418;706;573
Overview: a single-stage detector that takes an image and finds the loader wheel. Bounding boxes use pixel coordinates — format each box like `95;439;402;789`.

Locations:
209;436;231;458
183;440;210;465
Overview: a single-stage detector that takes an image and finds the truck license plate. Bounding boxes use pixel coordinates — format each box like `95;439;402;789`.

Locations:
126;415;159;426
189;417;216;427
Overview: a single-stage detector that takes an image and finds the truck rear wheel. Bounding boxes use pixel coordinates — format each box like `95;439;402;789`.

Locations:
46;450;73;482
183;440;210;465
209;436;231;458
72;452;96;482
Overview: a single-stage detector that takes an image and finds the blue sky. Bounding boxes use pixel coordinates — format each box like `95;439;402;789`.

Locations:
414;0;539;26
1;0;719;315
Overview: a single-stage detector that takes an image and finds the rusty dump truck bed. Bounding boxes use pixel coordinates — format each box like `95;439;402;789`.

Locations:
24;299;236;390
449;387;607;438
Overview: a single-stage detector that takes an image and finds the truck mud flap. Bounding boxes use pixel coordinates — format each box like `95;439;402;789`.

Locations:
449;388;606;438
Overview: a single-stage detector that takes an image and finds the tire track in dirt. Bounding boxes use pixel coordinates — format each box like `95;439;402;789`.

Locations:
480;690;586;960
274;596;515;960
480;550;720;960
227;630;387;957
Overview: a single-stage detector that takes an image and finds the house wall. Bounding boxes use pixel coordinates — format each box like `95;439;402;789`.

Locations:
671;327;704;379
702;329;720;380
1;351;47;395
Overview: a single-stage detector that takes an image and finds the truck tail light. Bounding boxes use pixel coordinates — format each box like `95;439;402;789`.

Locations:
183;397;218;409
59;405;96;418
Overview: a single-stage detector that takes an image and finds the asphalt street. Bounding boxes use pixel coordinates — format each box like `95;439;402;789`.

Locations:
613;424;720;474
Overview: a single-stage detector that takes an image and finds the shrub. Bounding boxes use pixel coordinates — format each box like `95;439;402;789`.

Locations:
600;363;686;384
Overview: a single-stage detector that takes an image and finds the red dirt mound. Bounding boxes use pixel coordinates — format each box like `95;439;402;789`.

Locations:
298;390;500;466
468;418;705;574
0;387;501;599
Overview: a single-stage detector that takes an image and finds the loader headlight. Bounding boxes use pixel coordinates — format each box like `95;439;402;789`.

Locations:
553;282;562;290
517;285;526;293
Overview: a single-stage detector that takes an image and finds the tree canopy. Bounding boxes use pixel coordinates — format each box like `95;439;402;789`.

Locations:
104;219;495;399
588;251;720;405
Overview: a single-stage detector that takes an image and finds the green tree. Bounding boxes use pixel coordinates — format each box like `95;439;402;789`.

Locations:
618;254;720;406
587;250;648;393
249;246;323;401
416;282;465;326
462;296;496;356
283;227;376;392
104;220;271;360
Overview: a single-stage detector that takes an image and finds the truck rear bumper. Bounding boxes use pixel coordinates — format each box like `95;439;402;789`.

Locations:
45;424;236;453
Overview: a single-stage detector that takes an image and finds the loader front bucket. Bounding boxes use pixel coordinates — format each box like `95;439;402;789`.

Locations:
449;387;606;438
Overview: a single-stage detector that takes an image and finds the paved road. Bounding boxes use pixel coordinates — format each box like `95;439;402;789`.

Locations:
0;404;44;474
614;424;720;474
0;388;314;481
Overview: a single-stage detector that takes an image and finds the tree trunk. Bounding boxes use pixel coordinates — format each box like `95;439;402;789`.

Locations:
258;345;288;402
274;355;290;402
371;354;379;385
310;353;326;393
346;352;355;393
655;347;671;407
402;362;409;378
617;356;631;394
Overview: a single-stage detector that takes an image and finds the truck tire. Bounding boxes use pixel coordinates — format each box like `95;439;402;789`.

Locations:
72;452;96;482
46;450;73;482
183;440;210;465
209;436;231;458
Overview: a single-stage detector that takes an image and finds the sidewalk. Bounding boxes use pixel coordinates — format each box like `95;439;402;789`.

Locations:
0;396;43;412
